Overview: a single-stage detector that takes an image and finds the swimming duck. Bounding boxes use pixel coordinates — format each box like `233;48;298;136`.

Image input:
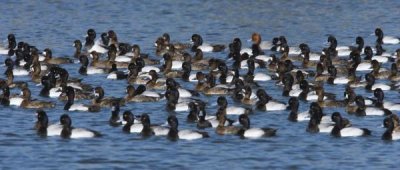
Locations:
35;110;63;137
60;114;101;139
215;108;240;135
331;112;371;137
389;63;400;81
4;69;27;89
382;116;400;140
130;44;160;65
85;29;108;54
42;48;73;64
78;54;105;75
237;114;277;139
287;97;309;122
255;89;286;111
217;96;251;115
125;85;162;102
167;115;209;141
92;86;123;107
4;58;29;76
89;51;109;68
139;113;155;137
375;28;400;45
191;34;225;52
0;34;16;55
63;86;100;112
352;95;392;116
373;88;400;111
365;73;391;91
107;63;128;80
122;111;144;133
146;70;166;90
250;32;275;50
10;87;54;109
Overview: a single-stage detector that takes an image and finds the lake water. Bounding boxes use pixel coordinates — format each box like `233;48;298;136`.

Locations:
1;0;400;169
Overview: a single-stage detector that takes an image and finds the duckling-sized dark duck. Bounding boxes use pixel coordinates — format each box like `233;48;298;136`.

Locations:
19;87;55;109
42;48;73;64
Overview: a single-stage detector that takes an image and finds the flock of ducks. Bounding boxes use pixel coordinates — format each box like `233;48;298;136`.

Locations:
1;28;400;140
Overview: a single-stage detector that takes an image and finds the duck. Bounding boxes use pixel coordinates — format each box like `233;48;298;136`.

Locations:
201;73;232;95
299;43;321;62
155;33;191;51
92;86;124;107
73;40;83;58
39;75;62;98
139;114;155;137
34;110;63;137
255;89;286;111
331;112;371;137
60;114;101;139
165;87;200;112
373;88;400;111
365;73;391;91
42;48;73;64
191;34;225;52
375;28;400;45
352;95;392;116
326;65;350;85
314;62;330;82
130;44;160;65
78;54;105;75
85;29;108;54
167;115;209;141
349;51;372;71
122;111;144;133
389;63;400;81
277;36;301;55
382;116;400;140
246;58;271;82
196;109;212;129
364;46;391;63
146;70;166;90
4;58;29;76
127;64;152;85
106;63;128;80
215;108;240;135
10;87;55;109
217;96;251;115
107;45;129;68
233;85;257;105
236;114;277;139
324;35;350;57
0;34;16;55
125;85;162;102
4;69;28;89
369;60;390;79
287;97;309;122
63;86;100;112
50;67;93;92
250;32;275;50
89;51;109;68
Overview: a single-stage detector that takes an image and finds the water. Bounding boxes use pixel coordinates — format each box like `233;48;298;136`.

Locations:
0;0;400;169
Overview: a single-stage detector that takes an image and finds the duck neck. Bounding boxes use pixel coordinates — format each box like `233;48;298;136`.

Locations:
61;125;72;138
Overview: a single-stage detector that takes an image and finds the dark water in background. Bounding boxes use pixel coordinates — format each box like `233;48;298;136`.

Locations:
0;0;400;169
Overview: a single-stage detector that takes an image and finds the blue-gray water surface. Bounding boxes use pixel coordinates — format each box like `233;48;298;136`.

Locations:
1;0;400;169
